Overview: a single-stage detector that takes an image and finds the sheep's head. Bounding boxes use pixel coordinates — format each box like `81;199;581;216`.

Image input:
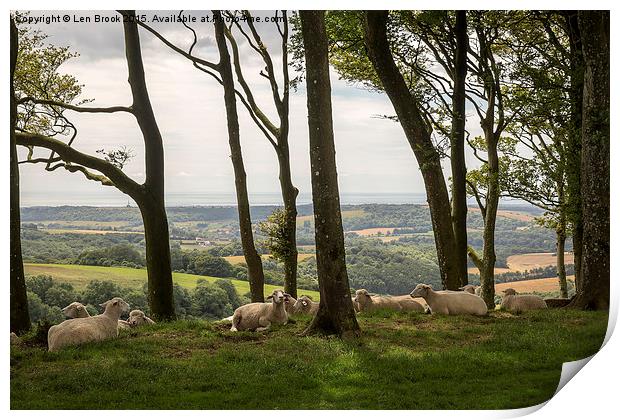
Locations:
284;295;297;312
293;295;314;312
62;302;89;318
266;289;288;305
410;284;432;298
459;285;476;294
354;289;372;308
128;309;154;327
502;288;517;296
100;297;130;314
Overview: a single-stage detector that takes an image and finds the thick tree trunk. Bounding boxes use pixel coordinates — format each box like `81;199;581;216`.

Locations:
10;18;31;334
138;197;175;320
122;12;176;319
277;147;299;298
300;10;360;337
556;224;568;299
568;11;609;310
363;11;460;291
451;10;469;288
564;11;584;294
214;12;265;302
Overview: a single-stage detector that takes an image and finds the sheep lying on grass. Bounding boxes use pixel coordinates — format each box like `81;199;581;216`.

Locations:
354;289;426;313
127;309;155;327
284;295;298;315
500;288;547;313
292;295;319;315
10;332;21;346
47;297;130;352
62;302;91;318
458;285;481;296
62;300;132;329
410;284;487;316
231;289;290;332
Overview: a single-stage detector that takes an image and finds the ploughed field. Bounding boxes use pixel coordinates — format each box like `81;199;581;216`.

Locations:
10;309;607;409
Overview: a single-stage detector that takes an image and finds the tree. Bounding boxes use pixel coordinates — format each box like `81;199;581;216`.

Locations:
258;208;297;268
362;10;460;290
568;11;609;310
299;10;360;337
137;11;267;302
10;17;31;334
15;11;176;320
223;11;300;298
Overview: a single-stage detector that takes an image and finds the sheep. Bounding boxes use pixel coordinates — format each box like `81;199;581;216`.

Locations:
284;295;298;315
500;288;547;313
62;300;130;330
47;297;130;351
127;309;155;327
62;302;91;318
10;332;21;346
409;284;488;316
230;289;290;332
292;295;320;315
459;285;475;294
354;289;425;313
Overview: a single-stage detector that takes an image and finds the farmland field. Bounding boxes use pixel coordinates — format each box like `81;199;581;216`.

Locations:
23;263;320;300
467;252;573;275
296;209;366;223
496;276;576;293
223;253;315;265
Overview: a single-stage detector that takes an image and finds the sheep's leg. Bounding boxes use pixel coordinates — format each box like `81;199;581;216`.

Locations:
256;320;271;332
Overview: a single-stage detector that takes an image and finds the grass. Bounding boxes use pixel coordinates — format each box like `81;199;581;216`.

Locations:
10;309;607;409
23;263;320;300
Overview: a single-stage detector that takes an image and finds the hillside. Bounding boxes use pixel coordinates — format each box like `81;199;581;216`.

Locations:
11;310;607;409
23;263;320;300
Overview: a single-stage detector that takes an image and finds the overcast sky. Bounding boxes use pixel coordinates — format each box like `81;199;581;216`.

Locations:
18;10;486;206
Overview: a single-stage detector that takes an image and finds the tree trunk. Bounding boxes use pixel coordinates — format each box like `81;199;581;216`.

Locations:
277;146;299;298
479;134;499;309
122;11;176;319
363;11;460;291
214;11;265;302
564;11;584;294
556;223;568;299
138;197;175;320
10;18;31;334
300;10;360;337
568;11;609;310
451;10;469;288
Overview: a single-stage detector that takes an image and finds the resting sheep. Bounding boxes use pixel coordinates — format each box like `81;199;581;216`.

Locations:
127;309;155;327
231;289;289;332
63;300;131;329
10;332;21;346
47;297;130;351
410;284;487;316
500;288;547;313
284;295;298;315
292;295;320;315
62;302;91;318
354;289;425;313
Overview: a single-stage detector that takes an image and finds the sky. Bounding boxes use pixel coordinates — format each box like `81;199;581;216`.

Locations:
17;10;486;206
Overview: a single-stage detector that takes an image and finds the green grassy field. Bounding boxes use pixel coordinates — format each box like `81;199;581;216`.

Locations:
10;309;607;409
23;263;320;300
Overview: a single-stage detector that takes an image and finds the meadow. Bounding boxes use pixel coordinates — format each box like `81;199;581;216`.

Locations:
10;309;607;409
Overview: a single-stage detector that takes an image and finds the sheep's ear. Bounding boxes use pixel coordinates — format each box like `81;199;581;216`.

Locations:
100;300;110;309
266;295;273;300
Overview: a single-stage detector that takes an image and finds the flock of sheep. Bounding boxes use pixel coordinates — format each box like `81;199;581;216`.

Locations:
10;283;547;352
227;283;547;332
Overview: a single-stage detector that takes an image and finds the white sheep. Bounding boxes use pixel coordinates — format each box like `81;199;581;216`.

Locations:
500;288;547;313
10;332;21;346
230;289;290;332
62;302;91;318
354;289;425;313
284;295;298;315
62;300;130;330
292;295;320;315
47;297;130;351
127;309;155;327
410;284;488;316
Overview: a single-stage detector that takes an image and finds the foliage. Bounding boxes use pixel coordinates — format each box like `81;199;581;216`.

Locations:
77;244;144;268
258;208;296;264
